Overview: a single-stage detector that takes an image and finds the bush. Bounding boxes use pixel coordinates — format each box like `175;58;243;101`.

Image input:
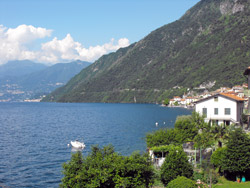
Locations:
160;147;193;186
211;147;226;170
167;176;196;188
193;171;205;182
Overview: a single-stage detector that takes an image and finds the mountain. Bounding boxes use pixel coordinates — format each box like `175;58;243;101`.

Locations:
19;60;91;91
43;0;250;103
0;60;91;102
0;60;47;78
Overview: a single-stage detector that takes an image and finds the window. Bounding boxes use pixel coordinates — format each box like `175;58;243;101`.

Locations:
225;108;231;115
202;108;207;118
214;96;218;102
214;108;218;115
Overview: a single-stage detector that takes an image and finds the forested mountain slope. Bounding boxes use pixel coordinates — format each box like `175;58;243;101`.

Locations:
44;0;250;103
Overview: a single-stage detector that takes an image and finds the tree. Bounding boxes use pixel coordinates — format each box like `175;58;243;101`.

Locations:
211;147;226;173
166;176;196;188
221;128;250;179
60;145;155;188
163;98;170;106
193;130;214;149
174;115;198;143
146;128;180;148
191;111;209;131
211;123;229;148
160;146;193;186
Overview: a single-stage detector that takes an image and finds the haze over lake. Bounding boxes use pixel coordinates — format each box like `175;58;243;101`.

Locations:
0;102;191;187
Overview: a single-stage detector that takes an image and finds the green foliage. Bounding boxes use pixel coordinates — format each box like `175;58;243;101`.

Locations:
203;168;219;185
221;129;250;178
191;112;209;131
211;124;229;148
151;144;182;153
60;145;155;188
163;98;170;105
61;151;84;188
174;115;198;143
242;113;248;124
146;128;180;148
160;147;193;186
174;101;179;106
194;131;214;148
166;176;196;188
211;147;227;169
146;112;207;148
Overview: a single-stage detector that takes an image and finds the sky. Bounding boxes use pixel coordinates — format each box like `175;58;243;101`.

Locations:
0;0;200;65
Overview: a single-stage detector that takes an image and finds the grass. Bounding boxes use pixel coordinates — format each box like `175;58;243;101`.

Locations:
212;177;250;188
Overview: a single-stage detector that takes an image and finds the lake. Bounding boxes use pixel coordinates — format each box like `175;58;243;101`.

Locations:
0;102;192;187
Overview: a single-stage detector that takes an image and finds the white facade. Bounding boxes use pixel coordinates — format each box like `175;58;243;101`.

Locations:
195;94;244;125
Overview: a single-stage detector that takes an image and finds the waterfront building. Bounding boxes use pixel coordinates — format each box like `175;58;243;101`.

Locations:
195;93;244;125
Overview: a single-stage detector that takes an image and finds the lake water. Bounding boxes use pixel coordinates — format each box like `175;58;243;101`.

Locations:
0;102;192;187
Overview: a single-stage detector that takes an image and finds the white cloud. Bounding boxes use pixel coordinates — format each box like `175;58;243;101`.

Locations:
0;24;130;65
6;24;52;44
0;24;52;64
40;34;130;63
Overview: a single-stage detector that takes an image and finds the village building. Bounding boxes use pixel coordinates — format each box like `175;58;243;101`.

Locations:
169;99;175;106
173;96;181;102
232;85;244;93
219;87;231;93
195;93;244;125
180;99;187;106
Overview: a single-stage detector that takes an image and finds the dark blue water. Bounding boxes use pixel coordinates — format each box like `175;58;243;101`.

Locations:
0;102;191;187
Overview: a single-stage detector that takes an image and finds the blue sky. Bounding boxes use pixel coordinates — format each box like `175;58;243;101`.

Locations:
0;0;200;64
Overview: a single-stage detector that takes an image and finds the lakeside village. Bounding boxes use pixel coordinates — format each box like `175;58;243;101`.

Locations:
167;83;248;110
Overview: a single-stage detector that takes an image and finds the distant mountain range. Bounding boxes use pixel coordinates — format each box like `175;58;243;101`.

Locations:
0;60;47;78
0;60;91;102
43;0;250;103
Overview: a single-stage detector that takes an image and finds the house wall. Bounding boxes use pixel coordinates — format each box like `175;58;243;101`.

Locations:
195;96;238;124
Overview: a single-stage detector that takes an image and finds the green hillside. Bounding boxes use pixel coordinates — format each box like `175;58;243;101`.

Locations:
43;0;250;103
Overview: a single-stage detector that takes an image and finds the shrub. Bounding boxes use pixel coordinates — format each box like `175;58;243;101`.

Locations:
211;147;226;170
160;147;193;186
166;176;196;188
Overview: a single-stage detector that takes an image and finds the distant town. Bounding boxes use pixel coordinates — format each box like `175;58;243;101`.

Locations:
168;83;248;109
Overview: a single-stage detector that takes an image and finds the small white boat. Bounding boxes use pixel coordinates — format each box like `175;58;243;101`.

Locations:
70;140;85;149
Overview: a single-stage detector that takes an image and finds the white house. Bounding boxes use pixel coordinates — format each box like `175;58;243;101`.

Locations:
173;96;182;102
195;93;244;125
169;99;175;106
180;99;187;106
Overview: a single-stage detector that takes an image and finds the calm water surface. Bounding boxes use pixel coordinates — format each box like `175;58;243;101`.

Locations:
0;102;191;187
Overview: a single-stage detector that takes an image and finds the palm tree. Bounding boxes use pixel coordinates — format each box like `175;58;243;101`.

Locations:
211;123;231;148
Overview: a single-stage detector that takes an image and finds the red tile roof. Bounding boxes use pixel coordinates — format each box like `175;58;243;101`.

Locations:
220;93;245;101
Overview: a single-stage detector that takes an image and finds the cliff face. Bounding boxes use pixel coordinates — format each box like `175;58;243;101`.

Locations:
43;0;250;103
